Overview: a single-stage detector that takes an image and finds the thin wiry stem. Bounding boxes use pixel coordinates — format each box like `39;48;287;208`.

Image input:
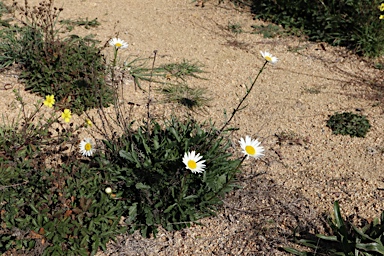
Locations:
218;61;268;134
146;50;157;138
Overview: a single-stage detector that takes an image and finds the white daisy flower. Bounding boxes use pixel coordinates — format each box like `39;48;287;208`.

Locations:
182;151;206;174
109;38;128;49
260;51;278;64
239;136;264;159
79;138;95;157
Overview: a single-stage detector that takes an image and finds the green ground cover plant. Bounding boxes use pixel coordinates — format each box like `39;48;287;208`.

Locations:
232;0;384;57
326;111;371;138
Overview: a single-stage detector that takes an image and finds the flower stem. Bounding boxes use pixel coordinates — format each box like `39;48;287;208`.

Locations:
111;47;118;85
218;61;268;134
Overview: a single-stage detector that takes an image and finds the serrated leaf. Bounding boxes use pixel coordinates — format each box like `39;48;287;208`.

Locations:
119;150;134;162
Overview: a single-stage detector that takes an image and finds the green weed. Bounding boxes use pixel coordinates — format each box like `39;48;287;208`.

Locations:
252;0;384;57
326;111;371;138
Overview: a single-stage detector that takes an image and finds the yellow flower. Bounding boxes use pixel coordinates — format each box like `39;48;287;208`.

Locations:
380;15;384;20
379;3;384;12
43;95;55;108
85;119;93;127
61;109;72;123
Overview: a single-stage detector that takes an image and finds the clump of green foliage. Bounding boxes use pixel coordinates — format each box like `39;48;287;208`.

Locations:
0;91;125;255
59;17;100;32
251;24;283;38
97;118;241;237
285;201;384;255
326;111;371;138
160;83;210;110
0;0;113;114
250;0;384;57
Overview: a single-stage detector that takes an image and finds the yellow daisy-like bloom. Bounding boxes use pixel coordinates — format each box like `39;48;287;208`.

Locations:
239;136;264;159
260;51;278;64
43;95;55;108
380;15;384;20
109;38;128;49
85;119;93;127
380;3;384;11
61;109;72;123
182;151;206;174
79;138;95;157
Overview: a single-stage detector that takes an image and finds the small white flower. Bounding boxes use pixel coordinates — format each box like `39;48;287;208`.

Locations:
105;187;112;194
109;38;128;49
239;136;264;159
260;51;278;64
79;138;95;157
182;151;206;174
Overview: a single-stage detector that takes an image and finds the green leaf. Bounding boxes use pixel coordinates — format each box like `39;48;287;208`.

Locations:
283;247;309;256
352;224;375;242
316;234;339;241
169;127;181;142
136;182;150;190
163;203;177;213
183;195;198;200
119;150;134;162
356;242;384;253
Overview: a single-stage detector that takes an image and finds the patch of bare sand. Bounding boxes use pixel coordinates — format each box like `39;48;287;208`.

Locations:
1;0;384;254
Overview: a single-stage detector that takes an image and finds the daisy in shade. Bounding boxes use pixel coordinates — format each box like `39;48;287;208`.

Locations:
79;138;95;157
43;95;55;108
182;151;206;174
239;136;264;159
109;38;128;49
260;51;278;64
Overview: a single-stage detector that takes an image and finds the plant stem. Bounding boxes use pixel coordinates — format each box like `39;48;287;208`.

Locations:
146;50;157;138
218;61;268;134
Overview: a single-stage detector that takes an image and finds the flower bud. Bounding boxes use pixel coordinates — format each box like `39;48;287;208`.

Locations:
105;187;112;194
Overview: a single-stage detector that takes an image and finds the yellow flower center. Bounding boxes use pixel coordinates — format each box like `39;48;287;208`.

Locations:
245;145;255;155
115;43;122;48
265;56;272;62
85;143;92;151
187;160;197;169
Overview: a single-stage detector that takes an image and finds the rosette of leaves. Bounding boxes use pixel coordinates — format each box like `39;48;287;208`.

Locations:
99;117;241;237
326;111;371;138
285;201;384;255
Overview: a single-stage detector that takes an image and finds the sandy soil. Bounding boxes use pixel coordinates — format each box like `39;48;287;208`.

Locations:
1;0;384;255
